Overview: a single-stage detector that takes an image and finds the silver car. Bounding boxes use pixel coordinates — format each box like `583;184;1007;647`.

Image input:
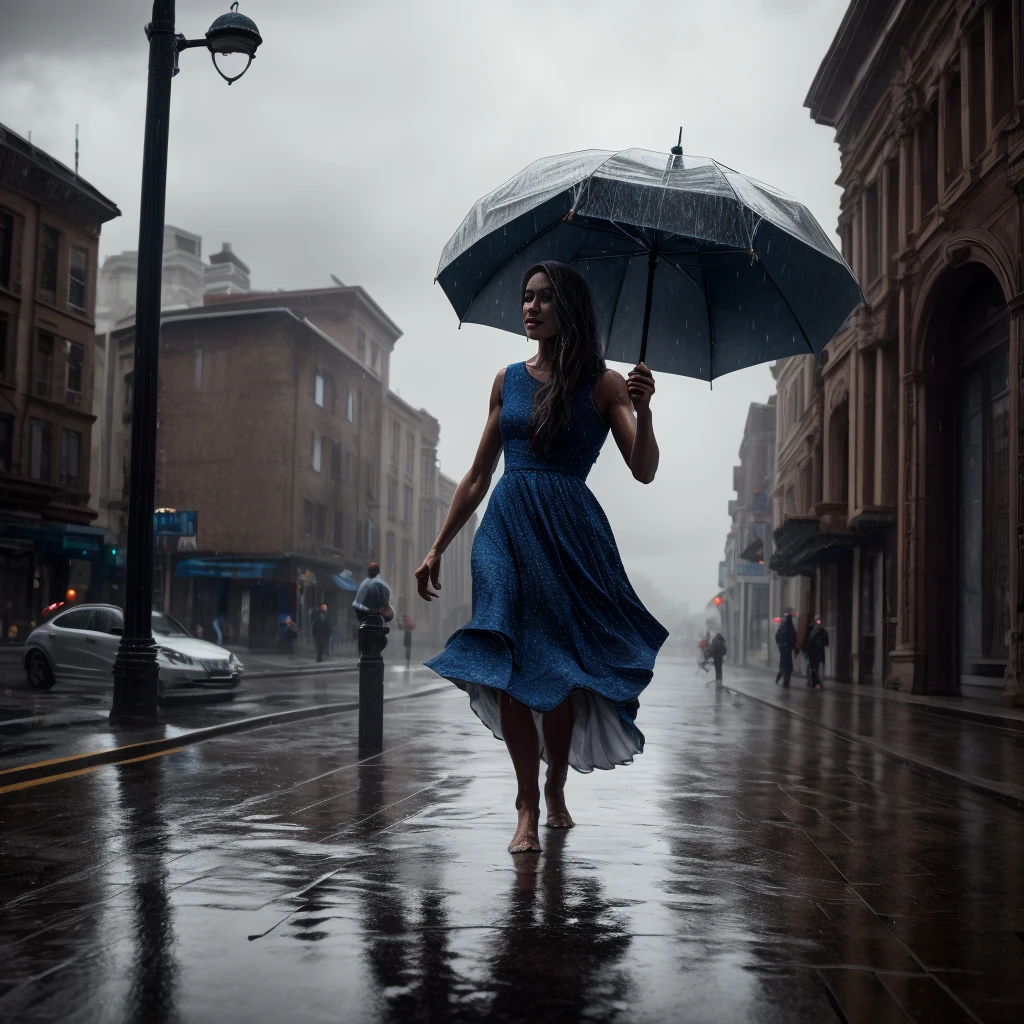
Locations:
23;604;243;698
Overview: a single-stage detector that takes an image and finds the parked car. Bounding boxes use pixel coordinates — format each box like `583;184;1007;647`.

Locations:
23;604;243;698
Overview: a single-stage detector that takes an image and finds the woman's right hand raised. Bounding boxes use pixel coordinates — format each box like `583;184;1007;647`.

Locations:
415;551;442;602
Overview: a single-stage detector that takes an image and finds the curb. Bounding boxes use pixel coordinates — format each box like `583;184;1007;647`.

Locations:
723;681;1024;812
0;684;450;789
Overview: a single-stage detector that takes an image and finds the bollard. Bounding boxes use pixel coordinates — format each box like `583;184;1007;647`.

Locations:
357;614;388;753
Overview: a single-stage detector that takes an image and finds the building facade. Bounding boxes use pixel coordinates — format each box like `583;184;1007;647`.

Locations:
0;123;119;641
720;397;776;666
772;0;1024;702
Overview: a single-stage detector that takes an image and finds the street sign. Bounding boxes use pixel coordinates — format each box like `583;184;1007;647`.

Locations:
154;509;198;537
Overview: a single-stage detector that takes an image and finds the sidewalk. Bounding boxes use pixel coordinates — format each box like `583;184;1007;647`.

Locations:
722;666;1024;809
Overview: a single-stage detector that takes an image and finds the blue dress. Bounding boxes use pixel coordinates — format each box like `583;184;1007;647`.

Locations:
426;362;668;773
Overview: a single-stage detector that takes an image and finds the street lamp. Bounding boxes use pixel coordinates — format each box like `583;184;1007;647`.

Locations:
110;1;262;725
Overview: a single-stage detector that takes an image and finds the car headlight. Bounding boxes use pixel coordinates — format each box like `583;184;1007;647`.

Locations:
228;652;242;670
158;647;194;666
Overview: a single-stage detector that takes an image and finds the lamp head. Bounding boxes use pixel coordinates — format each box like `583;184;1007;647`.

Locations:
206;2;262;84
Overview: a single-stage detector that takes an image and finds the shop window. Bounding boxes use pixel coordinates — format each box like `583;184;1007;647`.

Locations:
920;101;939;214
40;225;59;300
60;429;81;488
65;340;84;394
314;371;324;407
36;333;54;398
992;0;1015;126
943;72;963;183
316;503;327;541
311;430;322;473
303;499;314;538
864;183;880;282
30;418;52;481
0;209;12;289
68;245;88;310
333;511;344;549
0;414;11;472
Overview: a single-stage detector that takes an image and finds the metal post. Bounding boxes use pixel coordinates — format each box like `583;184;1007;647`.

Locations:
110;0;177;724
358;615;388;753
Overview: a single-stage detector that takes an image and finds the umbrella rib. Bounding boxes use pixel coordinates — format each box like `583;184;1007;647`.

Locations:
711;159;751;247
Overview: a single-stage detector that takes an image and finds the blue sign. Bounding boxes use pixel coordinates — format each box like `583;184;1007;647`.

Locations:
154;510;198;537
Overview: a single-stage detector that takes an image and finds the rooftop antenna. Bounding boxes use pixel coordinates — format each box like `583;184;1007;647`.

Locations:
74;124;79;176
671;127;683;156
330;273;345;288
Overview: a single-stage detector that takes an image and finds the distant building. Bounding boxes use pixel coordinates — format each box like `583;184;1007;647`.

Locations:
774;0;1024;703
0;122;120;639
720;397;776;667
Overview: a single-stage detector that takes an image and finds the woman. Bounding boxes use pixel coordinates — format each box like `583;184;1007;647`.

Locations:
416;261;667;854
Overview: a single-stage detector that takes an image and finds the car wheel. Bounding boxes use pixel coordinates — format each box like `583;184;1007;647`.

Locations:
26;650;56;691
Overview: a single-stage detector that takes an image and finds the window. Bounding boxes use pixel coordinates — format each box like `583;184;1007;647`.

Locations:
371;343;381;373
943;72;963;184
365;460;374;500
864;183;880;282
303;499;314;538
65;340;84;394
403;484;413;525
333;511;344;549
60;429;81;488
992;0;1015;126
357;328;366;363
406;431;415;473
330;441;341;481
0;415;11;472
310;430;322;473
68;245;88;310
30;419;52;481
314;371;324;407
315;502;327;541
387;475;398;520
55;607;97;631
0;315;8;380
346;389;354;422
0;209;12;289
40;225;59;300
390;419;400;466
885;161;899;273
968;27;986;160
195;346;204;390
920;101;939;215
174;233;198;256
345;450;353;482
36;333;54;398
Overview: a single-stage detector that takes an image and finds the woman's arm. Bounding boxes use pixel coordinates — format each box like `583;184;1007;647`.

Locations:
597;362;659;483
415;369;505;601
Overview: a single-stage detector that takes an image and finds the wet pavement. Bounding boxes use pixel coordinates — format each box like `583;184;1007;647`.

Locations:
2;658;1023;1022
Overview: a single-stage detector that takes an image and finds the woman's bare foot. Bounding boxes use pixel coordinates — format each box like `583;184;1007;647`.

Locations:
544;766;574;829
509;803;542;854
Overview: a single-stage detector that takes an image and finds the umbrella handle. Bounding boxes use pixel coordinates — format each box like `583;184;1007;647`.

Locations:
639;246;658;366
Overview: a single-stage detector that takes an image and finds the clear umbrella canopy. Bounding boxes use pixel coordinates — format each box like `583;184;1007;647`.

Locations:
437;148;862;380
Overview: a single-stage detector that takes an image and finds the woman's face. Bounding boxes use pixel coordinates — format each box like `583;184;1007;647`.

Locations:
523;271;558;343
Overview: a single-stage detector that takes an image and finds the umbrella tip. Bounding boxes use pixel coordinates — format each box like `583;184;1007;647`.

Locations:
671;127;683;156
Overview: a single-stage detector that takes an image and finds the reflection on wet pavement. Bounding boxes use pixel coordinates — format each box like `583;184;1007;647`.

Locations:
1;661;1022;1021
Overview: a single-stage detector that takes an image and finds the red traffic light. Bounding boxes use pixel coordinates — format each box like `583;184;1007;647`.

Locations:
773;616;781;624
712;595;723;606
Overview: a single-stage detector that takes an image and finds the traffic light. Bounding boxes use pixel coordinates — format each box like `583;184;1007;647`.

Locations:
712;595;723;606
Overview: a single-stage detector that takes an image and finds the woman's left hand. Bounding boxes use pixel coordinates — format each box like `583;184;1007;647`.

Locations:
627;362;655;412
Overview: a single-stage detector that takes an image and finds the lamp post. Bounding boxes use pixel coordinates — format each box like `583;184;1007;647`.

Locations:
110;1;262;725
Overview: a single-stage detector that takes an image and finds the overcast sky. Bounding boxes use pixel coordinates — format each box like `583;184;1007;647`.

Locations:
1;0;848;623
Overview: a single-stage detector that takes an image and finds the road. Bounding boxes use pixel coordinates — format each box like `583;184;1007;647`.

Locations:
1;659;1022;1022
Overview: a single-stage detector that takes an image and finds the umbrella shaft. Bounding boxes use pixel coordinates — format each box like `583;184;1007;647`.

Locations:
639;247;658;365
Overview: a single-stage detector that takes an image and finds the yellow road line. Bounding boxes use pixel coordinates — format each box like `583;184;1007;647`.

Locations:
0;740;158;777
0;747;186;796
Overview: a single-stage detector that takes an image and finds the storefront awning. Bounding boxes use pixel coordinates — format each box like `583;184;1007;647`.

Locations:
176;558;279;579
330;573;358;592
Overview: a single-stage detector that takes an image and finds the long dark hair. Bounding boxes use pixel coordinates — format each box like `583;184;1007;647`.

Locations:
522;260;605;453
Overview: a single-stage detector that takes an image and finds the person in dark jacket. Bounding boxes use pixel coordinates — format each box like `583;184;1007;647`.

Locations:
775;611;796;687
708;633;727;682
311;604;332;663
804;616;829;689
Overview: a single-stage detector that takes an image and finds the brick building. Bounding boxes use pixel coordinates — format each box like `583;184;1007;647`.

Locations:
771;0;1024;702
0;123;119;640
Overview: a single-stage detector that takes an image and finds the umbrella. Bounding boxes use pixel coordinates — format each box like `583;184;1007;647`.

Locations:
436;138;862;380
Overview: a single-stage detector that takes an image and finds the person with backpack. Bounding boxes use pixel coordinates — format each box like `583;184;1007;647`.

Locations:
708;632;727;682
804;616;829;690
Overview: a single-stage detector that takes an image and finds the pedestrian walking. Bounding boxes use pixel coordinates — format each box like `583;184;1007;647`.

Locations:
311;603;332;663
805;616;829;690
775;611;796;688
400;612;417;670
277;615;298;656
352;563;394;623
417;261;667;855
708;632;727;682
